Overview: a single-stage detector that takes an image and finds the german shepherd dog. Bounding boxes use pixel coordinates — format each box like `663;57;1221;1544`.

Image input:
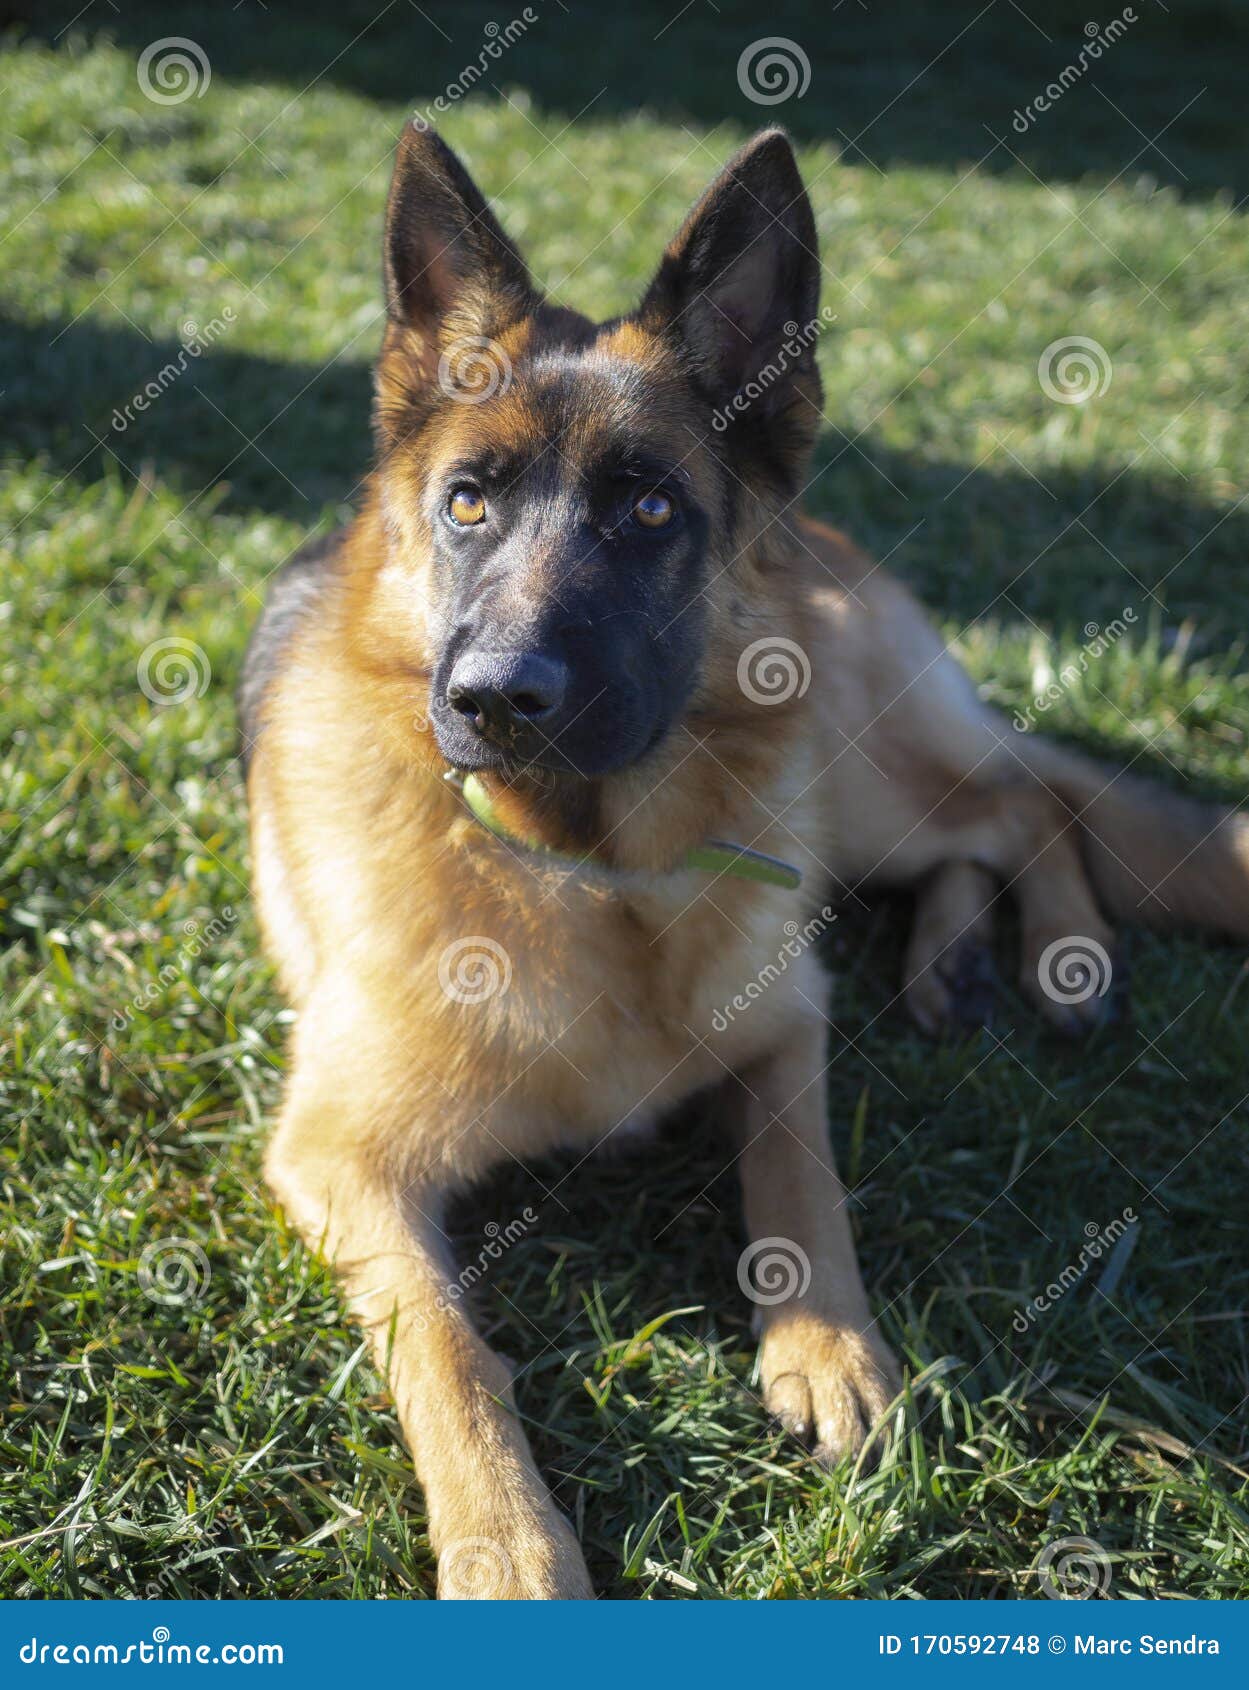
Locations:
240;124;1249;1598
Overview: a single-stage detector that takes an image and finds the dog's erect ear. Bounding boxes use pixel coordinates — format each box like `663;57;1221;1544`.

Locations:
638;129;822;425
382;122;534;346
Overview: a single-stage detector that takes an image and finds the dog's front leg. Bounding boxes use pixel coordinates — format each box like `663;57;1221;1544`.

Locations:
735;1015;900;1465
265;1090;592;1599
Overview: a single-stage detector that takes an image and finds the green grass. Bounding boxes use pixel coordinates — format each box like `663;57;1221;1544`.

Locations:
3;1;1249;1600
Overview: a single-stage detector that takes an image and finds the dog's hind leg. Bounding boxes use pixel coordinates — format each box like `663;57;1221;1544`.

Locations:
903;860;1001;1034
887;778;1116;1034
943;784;1118;1033
731;1005;900;1467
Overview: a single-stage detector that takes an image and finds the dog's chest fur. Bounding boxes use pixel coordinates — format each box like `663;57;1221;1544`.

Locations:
422;860;830;1169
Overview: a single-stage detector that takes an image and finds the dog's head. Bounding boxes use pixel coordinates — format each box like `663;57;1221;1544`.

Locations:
369;124;823;782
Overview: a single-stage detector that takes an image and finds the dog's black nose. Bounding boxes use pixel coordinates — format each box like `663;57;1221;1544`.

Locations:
447;650;569;742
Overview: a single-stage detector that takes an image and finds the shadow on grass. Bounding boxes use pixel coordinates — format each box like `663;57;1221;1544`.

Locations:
445;1097;758;1592
15;0;1249;201
6;305;1249;660
0;310;373;521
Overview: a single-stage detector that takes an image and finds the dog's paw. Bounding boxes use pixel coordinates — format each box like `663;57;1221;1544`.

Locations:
759;1315;900;1467
905;938;1000;1035
1022;926;1124;1036
436;1510;593;1600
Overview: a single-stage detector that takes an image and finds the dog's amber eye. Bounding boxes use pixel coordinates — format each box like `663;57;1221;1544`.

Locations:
448;488;486;526
633;490;674;529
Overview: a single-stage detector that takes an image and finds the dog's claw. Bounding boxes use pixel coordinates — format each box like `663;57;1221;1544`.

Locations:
760;1319;899;1468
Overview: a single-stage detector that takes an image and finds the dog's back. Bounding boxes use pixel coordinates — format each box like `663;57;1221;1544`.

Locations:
238;531;343;772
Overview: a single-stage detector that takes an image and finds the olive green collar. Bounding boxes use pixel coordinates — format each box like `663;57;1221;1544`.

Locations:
444;769;802;890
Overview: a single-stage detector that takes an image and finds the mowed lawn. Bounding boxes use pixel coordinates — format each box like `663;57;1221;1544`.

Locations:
2;1;1248;1599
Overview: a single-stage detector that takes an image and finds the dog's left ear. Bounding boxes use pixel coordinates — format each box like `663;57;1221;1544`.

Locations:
637;130;822;424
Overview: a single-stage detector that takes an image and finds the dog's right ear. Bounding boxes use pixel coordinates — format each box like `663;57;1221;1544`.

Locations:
380;124;534;384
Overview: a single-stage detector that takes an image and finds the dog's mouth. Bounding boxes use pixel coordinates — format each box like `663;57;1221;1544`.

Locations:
429;689;670;782
436;731;663;783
